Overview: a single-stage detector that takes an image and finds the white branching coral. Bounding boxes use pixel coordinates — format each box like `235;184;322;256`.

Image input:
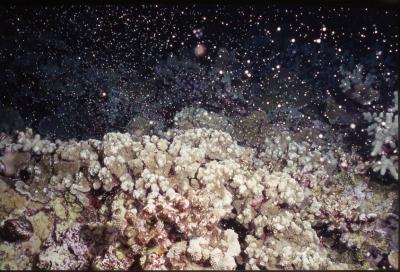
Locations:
261;172;305;206
244;208;343;270
339;64;379;106
244;231;333;270
363;91;398;179
259;130;338;179
168;128;253;163
11;128;56;155
187;229;241;270
130;128;254;221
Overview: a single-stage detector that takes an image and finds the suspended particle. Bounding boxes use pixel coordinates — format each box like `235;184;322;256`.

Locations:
194;44;206;57
193;28;203;39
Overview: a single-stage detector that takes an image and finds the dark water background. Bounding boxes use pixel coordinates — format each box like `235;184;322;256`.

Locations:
0;4;398;140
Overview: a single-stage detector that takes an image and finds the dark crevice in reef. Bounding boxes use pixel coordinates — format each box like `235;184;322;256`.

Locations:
129;254;143;271
18;169;31;184
219;218;248;244
313;223;349;253
235;252;247;271
263;225;273;237
165;221;186;242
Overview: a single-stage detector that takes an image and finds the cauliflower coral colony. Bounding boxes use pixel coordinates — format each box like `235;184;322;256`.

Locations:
0;4;399;272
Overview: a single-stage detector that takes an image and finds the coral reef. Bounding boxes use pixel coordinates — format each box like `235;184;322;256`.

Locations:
0;6;397;270
0;108;398;269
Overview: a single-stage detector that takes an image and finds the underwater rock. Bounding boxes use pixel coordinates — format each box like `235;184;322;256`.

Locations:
0;152;31;177
233;110;270;146
0;242;32;270
126;113;165;138
0;179;43;221
174;107;234;134
1;216;33;242
28;211;53;243
388;250;399;270
50;195;83;237
14;162;53;204
37;221;96;270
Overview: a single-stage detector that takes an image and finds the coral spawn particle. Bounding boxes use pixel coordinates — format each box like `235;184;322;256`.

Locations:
1;216;33;242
